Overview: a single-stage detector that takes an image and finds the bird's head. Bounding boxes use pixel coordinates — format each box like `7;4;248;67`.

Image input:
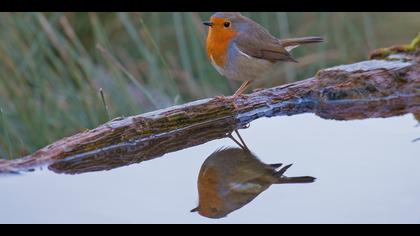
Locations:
203;12;247;40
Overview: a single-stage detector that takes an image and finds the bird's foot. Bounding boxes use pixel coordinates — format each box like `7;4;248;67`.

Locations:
213;95;237;109
232;93;248;99
213;95;229;101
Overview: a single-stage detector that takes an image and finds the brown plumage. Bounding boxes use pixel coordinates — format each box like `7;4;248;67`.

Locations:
191;147;315;218
204;12;324;98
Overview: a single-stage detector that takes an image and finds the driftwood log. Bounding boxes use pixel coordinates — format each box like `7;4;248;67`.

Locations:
1;34;419;174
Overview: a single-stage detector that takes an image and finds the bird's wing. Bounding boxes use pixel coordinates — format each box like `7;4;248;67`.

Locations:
234;27;297;63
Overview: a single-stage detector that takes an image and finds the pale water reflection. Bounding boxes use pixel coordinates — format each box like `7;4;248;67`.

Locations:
0;114;419;223
191;133;315;219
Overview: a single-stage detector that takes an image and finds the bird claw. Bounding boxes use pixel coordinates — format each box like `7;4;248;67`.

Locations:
214;95;228;101
212;93;248;111
234;94;248;99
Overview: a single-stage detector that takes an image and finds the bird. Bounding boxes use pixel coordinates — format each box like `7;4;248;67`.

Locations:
190;130;315;218
203;12;324;98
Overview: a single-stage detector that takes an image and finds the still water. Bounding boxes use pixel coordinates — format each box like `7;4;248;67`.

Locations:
0;113;419;223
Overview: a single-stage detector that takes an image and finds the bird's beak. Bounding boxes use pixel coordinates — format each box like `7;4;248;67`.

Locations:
190;206;199;212
203;21;213;27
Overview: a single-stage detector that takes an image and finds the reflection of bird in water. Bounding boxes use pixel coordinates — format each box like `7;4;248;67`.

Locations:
191;131;315;218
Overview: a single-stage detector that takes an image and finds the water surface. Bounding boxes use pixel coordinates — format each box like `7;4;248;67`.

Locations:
0;114;419;223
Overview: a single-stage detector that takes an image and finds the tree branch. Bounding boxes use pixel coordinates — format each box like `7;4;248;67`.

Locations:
1;35;419;174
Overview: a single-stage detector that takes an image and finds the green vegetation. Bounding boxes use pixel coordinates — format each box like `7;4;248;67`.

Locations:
0;12;419;159
409;32;420;49
369;31;420;59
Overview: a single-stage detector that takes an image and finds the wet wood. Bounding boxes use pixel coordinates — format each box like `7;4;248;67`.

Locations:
1;35;419;174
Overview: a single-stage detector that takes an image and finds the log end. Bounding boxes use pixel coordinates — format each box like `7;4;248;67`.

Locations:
369;32;420;60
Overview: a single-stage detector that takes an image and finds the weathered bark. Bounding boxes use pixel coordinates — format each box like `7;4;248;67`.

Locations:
1;35;419;174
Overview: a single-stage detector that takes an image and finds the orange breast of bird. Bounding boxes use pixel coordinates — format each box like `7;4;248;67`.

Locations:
197;167;224;216
206;17;238;69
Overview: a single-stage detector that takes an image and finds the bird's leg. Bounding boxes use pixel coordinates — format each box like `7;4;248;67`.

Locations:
234;129;249;151
232;80;252;99
227;129;250;151
230;80;251;110
228;133;245;149
234;81;247;94
214;80;251;110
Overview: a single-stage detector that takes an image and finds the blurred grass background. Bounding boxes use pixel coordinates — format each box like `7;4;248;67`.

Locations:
0;12;419;159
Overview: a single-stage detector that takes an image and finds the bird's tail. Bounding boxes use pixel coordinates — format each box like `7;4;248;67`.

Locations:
276;176;316;184
280;36;324;52
273;163;316;184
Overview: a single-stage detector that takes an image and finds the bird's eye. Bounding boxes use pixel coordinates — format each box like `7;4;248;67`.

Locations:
223;21;231;28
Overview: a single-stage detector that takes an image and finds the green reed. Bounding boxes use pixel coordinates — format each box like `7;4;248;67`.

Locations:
0;12;419;159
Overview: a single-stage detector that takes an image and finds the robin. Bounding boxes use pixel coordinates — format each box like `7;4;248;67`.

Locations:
203;12;324;98
190;131;315;218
